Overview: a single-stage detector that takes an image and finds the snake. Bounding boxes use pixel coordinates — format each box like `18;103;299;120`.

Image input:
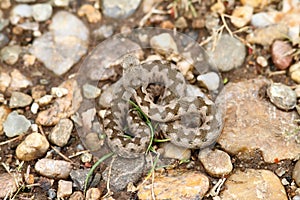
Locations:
100;54;222;158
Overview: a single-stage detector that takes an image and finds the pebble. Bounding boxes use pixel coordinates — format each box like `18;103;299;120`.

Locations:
36;79;82;126
246;24;289;46
30;102;39;114
0;45;22;65
37;95;53;106
175;16;188;29
23;54;36;67
53;0;69;7
35;159;72;179
271;40;293;70
0;33;9;48
267;83;296;111
10;4;33;25
206;34;246;72
69;191;84;200
220;169;287;200
177;59;193;76
160;20;174;29
47;189;56;199
198;148;233;177
150;33;178;55
0;0;11;9
51;87;68;98
0;173;18;198
48;118;73;147
32;3;52;22
16;132;49;161
3;111;31;138
31;85;46;100
102;156;145;191
83;83;101;99
256;55;268;67
0;72;11;92
240;0;269;9
0;105;10;135
78;4;101;23
251;12;275;27
10;69;32;91
197;72;220;91
86;188;102;200
138;170;209;199
290;62;300;83
9;91;33;108
293;160;300;186
80;152;93;163
57;180;72;198
102;0;141;19
231;5;253;28
93;25;114;40
70;169;89;190
218;78;300;163
30;11;89;75
160;142;191;160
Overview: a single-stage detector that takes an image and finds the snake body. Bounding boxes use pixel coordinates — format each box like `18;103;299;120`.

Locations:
101;55;221;158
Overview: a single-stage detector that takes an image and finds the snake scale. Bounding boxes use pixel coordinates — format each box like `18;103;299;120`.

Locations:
101;54;221;158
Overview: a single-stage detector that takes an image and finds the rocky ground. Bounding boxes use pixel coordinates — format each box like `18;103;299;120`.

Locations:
0;0;300;199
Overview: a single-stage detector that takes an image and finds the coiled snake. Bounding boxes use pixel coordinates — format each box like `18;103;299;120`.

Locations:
101;55;222;158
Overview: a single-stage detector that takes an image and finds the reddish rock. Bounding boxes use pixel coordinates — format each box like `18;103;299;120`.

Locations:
272;40;293;70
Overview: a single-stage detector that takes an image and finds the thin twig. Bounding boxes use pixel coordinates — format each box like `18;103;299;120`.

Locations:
0;135;23;146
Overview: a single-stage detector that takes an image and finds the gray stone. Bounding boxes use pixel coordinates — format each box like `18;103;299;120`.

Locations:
206;34;246;72
3;111;31;137
0;33;9;49
48;118;73;147
35;159;72;179
160;142;191;160
70;169;89;190
0;45;22;65
10;4;33;25
83;83;101;99
32;3;53;22
9;91;33;108
10;69;32;90
93;25;114;40
30;11;89;75
267;83;297;111
150;33;178;55
197;72;220;91
102;156;145;191
98;83;116;108
102;0;141;19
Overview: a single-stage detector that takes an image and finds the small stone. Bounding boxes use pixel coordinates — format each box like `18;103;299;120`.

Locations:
293;160;300;187
160;142;191;160
70;169;89;190
37;95;53;106
240;0;269;9
267;83;296;110
256;56;268;67
57;180;72;198
16;132;49;161
231;5;253;28
197;72;220;91
30;102;39;114
290;62;300;83
10;69;32;91
80;152;93;163
150;33;178;55
210;1;225;14
23;54;36;66
9;91;33;108
247;24;289;46
10;4;33;25
32;3;52;22
251;12;274;27
51;87;68;98
78;4;101;23
175;16;188;29
35;159;72;179
69;191;84;200
0;72;11;92
271;40;293;70
3;111;31;137
83;83;101;99
48;118;73;147
1;0;11;9
220;169;287;200
206;34;246;72
86;188;101;200
198;148;233;177
102;0;141;19
0;173;18;198
98;83;117;108
0;105;10;135
53;0;69;7
138;170;209;199
31;85;46;100
0;45;22;65
93;25;114;40
177;60;193;76
0;33;9;49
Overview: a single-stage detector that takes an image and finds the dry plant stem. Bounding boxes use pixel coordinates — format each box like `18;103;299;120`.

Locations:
150;153;156;200
38;125;74;164
139;2;160;27
268;70;287;77
68;150;90;159
102;155;116;198
0;135;23;146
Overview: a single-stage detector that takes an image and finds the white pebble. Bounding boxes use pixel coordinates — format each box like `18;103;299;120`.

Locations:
31;102;39;114
31;124;38;132
37;95;53;106
256;56;268;67
51;87;68;98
